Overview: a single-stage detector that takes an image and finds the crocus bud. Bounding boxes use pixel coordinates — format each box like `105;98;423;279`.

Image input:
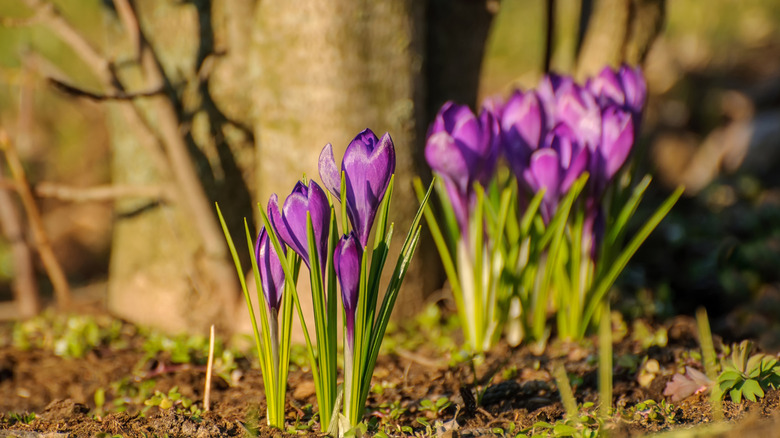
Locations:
335;232;362;346
618;64;647;119
588;64;647;128
425;102;499;232
599;106;634;183
255;226;286;314
319;129;395;247
523;125;590;222
268;180;330;272
502;90;545;178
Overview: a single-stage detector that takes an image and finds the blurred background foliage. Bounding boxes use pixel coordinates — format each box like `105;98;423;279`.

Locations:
1;0;780;347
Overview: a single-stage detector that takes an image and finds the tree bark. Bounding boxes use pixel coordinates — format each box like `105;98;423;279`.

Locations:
576;0;665;78
251;0;444;324
105;0;250;334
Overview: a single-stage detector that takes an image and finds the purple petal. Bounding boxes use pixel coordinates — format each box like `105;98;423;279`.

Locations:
600;106;634;181
318;143;341;200
618;64;647;117
270;181;331;271
446;104;481;151
335;232;362;346
342;129;395;247
537;73;574;127
546;126;590;194
335;232;362;314
256;226;286;313
555;82;602;148
475;109;500;187
306;180;331;272
587;66;626;107
481;95;505;119
425;131;471;195
526;148;562;206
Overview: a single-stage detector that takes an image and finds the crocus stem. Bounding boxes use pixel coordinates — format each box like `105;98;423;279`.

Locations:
269;309;280;384
343;334;354;426
457;240;478;351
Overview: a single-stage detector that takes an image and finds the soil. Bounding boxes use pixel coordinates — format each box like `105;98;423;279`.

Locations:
0;313;779;437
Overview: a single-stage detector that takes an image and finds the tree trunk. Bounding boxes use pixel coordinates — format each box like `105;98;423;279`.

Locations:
105;0;251;334
576;0;665;78
251;0;443;326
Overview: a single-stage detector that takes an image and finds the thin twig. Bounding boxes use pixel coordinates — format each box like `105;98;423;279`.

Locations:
35;182;173;202
21;0;114;87
49;78;164;101
0;130;71;307
0;164;39;318
112;0;141;61
204;324;215;412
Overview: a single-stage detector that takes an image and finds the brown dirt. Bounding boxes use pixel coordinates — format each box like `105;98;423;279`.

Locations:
1;315;779;437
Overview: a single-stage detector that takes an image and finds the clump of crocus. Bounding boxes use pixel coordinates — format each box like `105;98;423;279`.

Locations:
318;129;430;429
220;128;432;434
422;64;682;350
216;203;298;430
418;101;523;353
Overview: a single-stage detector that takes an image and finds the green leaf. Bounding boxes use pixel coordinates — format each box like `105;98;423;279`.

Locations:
553;424;578;436
741;379;764;402
730;387;743;404
581;185;683;336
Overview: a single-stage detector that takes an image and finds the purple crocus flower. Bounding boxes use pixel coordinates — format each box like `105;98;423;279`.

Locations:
502;89;545;179
591;106;634;194
268;180;330;272
522;124;590;221
587;64;647;125
334;232;362;346
319;129;395;247
425;102;499;233
255;226;286;314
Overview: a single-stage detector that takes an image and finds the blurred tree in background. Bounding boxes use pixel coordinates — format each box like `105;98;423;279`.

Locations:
3;0;780;341
0;0;499;334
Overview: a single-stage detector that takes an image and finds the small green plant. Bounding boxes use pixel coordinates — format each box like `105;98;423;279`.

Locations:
142;386;202;419
718;340;780;404
12;312;124;358
625;399;678;425
419;396;451;417
510;402;602;437
7;412;36;425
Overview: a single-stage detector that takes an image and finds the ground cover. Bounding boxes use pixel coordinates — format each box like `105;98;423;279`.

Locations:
1;305;779;437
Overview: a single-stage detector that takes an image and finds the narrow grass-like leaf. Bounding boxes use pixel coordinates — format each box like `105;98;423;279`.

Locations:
581;185;684;335
606;175;651;247
472;184;486;350
413;178;463;306
306;212;335;430
532;174;588;340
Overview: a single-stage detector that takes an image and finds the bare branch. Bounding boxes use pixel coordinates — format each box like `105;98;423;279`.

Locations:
21;0;115;88
35;182;173;202
49;78;164;101
112;0;142;61
0;163;40;318
0;129;71;308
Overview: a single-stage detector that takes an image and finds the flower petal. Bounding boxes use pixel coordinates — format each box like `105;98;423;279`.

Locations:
318;143;341;200
335;232;362;346
600;106;634;181
342;130;395;246
256;226;286;313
